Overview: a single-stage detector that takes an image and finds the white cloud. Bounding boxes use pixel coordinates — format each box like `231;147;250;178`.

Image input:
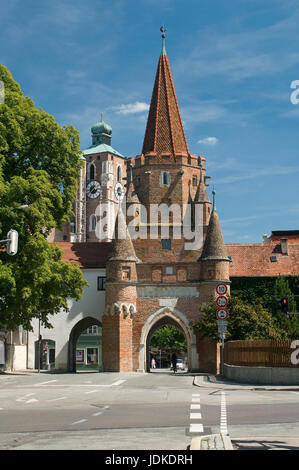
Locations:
112;102;150;115
198;136;219;146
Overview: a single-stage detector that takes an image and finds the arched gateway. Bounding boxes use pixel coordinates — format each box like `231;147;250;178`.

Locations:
100;31;230;374
69;317;102;372
140;308;198;373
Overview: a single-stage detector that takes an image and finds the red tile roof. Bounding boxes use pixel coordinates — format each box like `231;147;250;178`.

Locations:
142;51;189;160
54;242;110;268
226;241;299;277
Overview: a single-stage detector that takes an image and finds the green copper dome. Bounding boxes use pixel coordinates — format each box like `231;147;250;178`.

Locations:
91;115;112;146
91;117;112;136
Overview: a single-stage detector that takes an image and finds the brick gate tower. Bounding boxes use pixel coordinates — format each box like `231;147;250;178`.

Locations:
102;29;230;373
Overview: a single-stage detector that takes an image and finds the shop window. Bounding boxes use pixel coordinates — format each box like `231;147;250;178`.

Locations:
97;276;106;291
87;348;98;365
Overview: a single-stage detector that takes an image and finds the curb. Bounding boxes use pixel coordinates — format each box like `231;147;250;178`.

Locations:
190;433;234;450
193;374;299;391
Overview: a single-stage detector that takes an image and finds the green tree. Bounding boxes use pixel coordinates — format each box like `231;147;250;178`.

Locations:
0;64;88;331
273;276;299;339
193;296;283;342
151;325;187;353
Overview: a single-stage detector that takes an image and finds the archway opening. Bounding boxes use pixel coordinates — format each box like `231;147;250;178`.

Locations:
69;317;102;373
146;316;188;373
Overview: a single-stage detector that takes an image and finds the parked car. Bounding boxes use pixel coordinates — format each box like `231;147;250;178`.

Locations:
171;358;185;371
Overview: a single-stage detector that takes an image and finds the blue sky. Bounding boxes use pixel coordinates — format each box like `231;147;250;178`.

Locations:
1;0;299;243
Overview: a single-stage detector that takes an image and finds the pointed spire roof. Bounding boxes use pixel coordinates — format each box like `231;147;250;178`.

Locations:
108;208;138;262
194;163;210;203
142;28;189;160
126;164;141;204
200;190;229;261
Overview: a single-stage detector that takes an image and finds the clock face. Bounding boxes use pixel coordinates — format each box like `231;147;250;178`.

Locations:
114;182;125;201
86;180;101;199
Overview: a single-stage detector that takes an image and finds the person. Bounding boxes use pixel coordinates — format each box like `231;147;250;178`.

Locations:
151;357;156;369
171;352;177;373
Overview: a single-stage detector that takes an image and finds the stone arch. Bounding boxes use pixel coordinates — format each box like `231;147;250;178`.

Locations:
139;307;198;373
68;316;102;373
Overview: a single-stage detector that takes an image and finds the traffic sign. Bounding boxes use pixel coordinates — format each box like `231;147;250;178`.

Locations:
216;296;228;308
216;308;229;320
217;320;228;333
216;283;227;295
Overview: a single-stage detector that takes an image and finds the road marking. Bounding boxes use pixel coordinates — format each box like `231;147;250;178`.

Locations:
190;413;202;420
46;397;67;402
220;391;228;434
34;380;58;386
85;390;98;394
190;404;201;410
192;393;200;397
26;398;38;404
92;412;103;416
191;397;201;402
111;380;126;386
16;393;35;402
189;423;204;433
70;419;87;426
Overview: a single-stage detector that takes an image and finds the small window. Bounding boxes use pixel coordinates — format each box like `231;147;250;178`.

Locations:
87;326;98;335
76;350;85;363
162;239;171;250
87;348;98;365
117;166;122;182
270;256;277;262
89;163;95;180
97;277;106;291
90;215;97;232
192;175;198;187
161;171;170;187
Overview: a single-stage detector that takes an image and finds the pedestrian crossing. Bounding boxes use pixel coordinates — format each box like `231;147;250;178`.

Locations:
189;391;229;436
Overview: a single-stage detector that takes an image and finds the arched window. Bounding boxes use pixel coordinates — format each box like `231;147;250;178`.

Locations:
90;215;97;232
160;171;170;186
117;165;121;183
89;163;95;181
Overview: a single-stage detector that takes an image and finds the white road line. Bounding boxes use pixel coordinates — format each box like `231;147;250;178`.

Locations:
220;391;228;434
111;380;126;386
191;397;201;402
70;419;87;426
85;390;98;394
190;404;201;410
92;412;103;416
192;394;200;397
190;413;202;420
189;424;204;433
46;397;67;402
16;393;35;402
25;398;38;404
34;380;58;386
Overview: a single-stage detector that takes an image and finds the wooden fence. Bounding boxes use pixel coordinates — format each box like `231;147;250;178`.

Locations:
224;340;299;368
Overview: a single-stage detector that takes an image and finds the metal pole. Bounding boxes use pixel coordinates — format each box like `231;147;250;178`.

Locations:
221;333;225;377
38;317;40;373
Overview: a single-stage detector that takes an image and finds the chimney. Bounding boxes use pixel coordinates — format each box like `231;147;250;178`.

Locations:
280;238;289;255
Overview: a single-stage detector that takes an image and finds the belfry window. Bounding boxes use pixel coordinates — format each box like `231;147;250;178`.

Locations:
90;215;97;232
89;163;95;181
117;165;121;183
161;171;170;187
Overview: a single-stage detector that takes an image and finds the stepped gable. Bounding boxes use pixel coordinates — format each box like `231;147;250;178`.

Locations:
142;31;189;161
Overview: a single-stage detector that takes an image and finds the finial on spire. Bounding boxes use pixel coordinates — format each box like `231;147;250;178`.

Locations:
199;160;203;184
100;112;103;122
212;187;216;212
160;26;167;55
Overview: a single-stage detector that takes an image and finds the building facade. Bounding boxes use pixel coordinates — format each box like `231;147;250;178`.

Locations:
3;34;298;375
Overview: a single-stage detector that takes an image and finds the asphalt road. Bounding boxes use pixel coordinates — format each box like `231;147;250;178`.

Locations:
0;369;299;450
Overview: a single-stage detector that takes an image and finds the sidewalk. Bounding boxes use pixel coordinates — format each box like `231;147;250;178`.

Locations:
190;433;234;451
193;373;299;391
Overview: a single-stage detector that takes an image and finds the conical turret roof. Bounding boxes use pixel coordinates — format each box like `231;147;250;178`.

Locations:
108;209;138;262
200;192;229;261
142;30;189;160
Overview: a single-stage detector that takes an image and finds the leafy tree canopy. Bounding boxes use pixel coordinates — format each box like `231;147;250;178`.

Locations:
0;64;88;331
193;296;283;342
151;325;187;353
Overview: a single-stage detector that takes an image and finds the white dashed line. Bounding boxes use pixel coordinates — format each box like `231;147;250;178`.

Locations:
92;412;103;416
70;419;87;426
189;423;204;433
190;413;202;420
85;390;98;394
190;404;201;410
220;391;228;435
111;380;126;386
34;380;58;386
46;397;67;402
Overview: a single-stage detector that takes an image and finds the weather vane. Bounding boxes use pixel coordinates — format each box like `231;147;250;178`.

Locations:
160;26;166;38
